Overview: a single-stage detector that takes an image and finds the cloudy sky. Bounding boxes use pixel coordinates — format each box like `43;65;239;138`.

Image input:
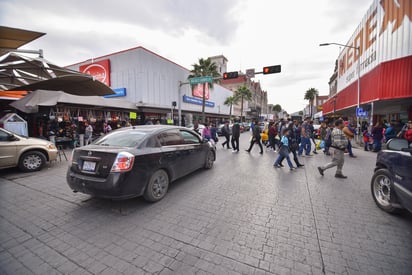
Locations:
0;0;373;113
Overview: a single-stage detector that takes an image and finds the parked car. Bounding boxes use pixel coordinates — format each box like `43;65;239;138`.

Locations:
241;122;250;132
371;138;412;214
66;125;216;202
0;127;58;172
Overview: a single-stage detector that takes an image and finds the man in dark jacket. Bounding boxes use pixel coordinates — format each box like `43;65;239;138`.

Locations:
246;120;263;154
221;121;232;149
231;119;241;152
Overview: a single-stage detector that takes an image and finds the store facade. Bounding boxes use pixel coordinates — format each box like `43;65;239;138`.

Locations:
322;0;412;126
66;46;233;127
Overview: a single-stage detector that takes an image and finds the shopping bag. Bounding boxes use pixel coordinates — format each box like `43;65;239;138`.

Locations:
320;140;325;149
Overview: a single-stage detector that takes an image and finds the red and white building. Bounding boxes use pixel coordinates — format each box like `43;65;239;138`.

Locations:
322;0;412;124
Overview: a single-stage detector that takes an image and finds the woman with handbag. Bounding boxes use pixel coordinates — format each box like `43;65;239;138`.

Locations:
273;129;296;170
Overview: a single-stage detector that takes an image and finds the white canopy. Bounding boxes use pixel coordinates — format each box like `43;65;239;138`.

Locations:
10;90;136;113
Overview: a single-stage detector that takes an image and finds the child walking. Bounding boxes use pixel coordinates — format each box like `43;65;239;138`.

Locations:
273;129;296;171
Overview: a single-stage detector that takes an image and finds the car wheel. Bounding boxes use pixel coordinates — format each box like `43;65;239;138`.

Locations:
18;151;47;172
204;150;214;169
371;169;402;214
143;169;169;202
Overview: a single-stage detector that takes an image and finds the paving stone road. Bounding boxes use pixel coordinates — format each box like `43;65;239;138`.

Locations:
1;134;411;274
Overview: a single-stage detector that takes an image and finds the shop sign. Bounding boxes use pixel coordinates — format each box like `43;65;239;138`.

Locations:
103;88;126;98
192;83;210;100
80;59;111;86
183;95;214;107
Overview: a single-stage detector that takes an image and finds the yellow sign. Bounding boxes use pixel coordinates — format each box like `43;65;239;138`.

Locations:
130;112;136;119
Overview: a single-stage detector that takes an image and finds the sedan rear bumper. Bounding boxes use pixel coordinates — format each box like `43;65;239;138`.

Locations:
66;170;145;199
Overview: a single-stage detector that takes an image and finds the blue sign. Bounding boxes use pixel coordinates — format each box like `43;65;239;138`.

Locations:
356;107;363;117
103;88;126;98
356;107;368;118
183;95;215;107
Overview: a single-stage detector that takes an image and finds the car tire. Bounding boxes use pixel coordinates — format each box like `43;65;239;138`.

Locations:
143;169;169;202
204;150;214;169
18;151;47;172
371;168;402;214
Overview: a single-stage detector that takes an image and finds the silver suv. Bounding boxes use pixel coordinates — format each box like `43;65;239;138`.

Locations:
0;127;58;172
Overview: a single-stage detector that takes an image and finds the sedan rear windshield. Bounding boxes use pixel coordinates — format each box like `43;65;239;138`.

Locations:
94;130;147;147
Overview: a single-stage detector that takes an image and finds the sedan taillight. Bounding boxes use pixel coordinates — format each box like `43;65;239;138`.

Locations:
111;152;135;172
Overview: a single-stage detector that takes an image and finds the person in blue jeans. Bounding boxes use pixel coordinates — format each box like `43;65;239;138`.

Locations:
298;117;312;156
274;129;296;170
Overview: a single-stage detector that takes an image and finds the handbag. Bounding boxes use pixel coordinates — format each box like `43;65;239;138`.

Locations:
279;144;290;157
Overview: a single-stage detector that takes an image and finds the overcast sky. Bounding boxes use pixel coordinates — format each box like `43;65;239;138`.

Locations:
0;0;373;113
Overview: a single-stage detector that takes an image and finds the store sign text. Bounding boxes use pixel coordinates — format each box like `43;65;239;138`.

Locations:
103;88;126;98
183;95;214;107
80;59;111;86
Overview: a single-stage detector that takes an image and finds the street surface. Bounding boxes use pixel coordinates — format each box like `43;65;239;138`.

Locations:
1;133;411;275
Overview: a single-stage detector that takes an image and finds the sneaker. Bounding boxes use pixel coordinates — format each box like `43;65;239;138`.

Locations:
290;167;296;171
245;150;250;153
335;174;347;179
313;151;318;154
273;164;281;168
317;167;324;176
306;154;313;157
349;155;357;158
278;163;284;167
259;152;263;154
297;164;304;167
232;150;237;153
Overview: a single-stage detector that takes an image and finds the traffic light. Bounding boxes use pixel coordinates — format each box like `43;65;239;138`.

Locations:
223;71;239;79
263;65;281;74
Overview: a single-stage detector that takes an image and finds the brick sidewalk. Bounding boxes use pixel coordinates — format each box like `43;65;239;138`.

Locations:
1;140;411;274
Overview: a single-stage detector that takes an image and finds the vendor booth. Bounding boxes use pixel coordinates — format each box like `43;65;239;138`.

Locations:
0;113;28;136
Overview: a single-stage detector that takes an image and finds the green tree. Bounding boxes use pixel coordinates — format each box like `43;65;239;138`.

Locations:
272;104;282;120
234;85;252;122
188;58;220;123
304;87;319;118
224;95;238;120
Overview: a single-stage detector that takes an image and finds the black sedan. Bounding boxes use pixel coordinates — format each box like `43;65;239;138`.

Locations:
67;125;216;202
371;138;412;214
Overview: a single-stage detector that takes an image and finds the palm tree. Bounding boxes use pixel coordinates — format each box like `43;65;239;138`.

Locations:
224;95;238;121
234;85;252;122
272;104;282;119
188;58;220;123
304;88;319;118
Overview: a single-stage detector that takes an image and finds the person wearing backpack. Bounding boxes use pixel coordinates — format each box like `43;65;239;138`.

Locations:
324;122;333;155
221;121;232;149
245;120;263;154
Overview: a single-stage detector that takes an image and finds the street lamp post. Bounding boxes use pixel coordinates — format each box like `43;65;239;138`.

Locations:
320;42;361;143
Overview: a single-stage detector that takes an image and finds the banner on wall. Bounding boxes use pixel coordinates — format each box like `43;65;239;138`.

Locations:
192;83;210;100
80;59;111;87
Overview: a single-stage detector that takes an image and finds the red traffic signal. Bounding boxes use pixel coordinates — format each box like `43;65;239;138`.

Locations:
223;71;239;79
263;65;281;74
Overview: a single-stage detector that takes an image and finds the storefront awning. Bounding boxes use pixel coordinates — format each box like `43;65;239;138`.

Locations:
10;90;136;113
0;90;28;100
0;53;115;96
314;111;323;119
0;26;45;57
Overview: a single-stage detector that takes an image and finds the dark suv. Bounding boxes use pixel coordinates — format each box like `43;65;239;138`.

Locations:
371;138;412;214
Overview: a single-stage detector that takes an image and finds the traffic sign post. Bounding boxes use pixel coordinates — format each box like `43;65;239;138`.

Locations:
188;76;213;85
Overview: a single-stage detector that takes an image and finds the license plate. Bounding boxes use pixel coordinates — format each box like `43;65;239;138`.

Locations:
82;161;96;171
